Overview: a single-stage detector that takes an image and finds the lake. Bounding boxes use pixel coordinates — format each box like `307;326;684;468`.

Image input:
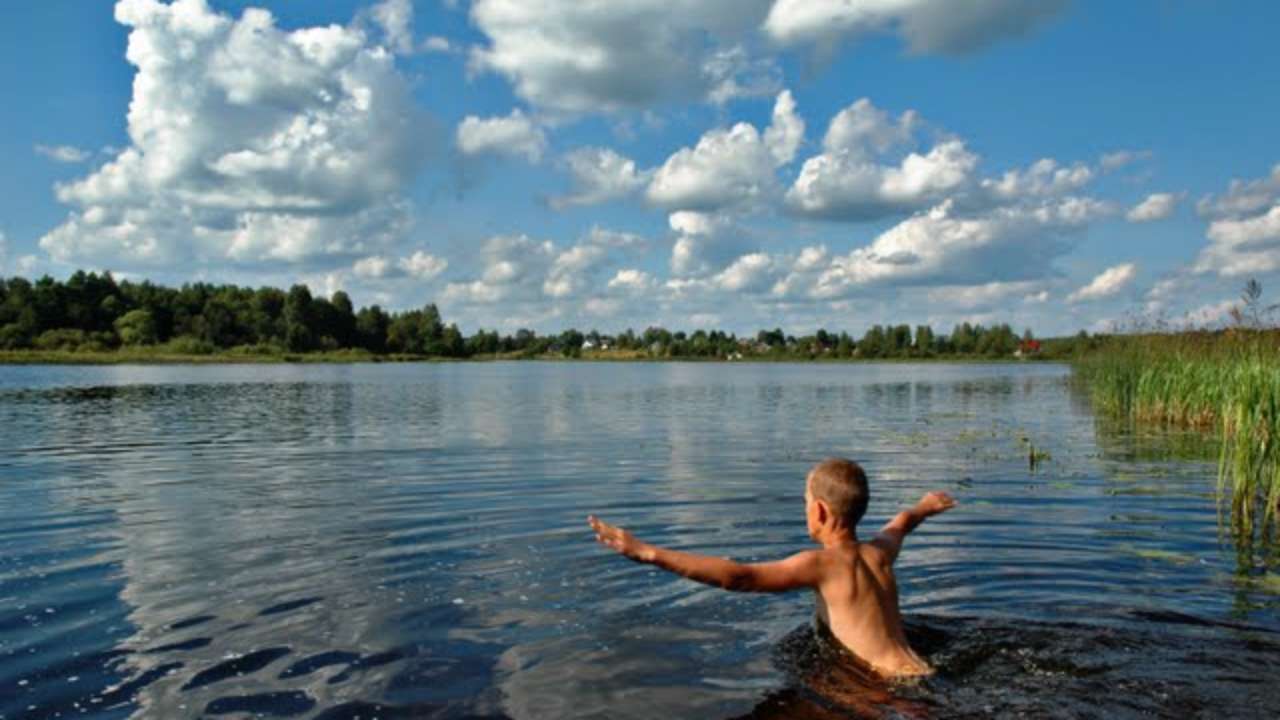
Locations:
1;362;1278;719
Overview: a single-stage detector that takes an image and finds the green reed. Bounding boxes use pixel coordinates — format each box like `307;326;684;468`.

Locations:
1074;330;1280;539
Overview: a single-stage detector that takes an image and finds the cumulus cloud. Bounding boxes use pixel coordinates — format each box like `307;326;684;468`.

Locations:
823;98;919;158
551;148;651;209
400;251;449;280
763;89;805;165
443;226;642;309
785;99;976;221
667;210;751;276
647;90;802;211
456;109;547;163
763;0;1069;55
352;250;448;281
607;268;655;292
370;0;414;55
981;158;1093;201
1126;192;1178;222
35;145;91;163
1067;263;1137;303
1194;165;1280;277
804;196;1111;298
40;0;428;269
468;0;774;114
713;252;776;292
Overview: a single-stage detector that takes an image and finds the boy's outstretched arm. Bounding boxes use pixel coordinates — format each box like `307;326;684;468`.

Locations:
588;516;821;592
872;491;956;563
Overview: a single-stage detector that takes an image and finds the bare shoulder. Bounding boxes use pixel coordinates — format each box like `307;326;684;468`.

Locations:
855;540;893;568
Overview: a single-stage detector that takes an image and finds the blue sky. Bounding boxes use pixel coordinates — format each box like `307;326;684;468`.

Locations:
2;0;1278;336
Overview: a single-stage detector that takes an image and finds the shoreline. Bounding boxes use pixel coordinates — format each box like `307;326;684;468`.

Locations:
0;349;1058;366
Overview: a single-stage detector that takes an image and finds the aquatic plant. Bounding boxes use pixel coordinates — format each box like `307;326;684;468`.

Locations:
1074;326;1280;539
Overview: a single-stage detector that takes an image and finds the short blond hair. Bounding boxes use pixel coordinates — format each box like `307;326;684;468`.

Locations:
807;458;869;528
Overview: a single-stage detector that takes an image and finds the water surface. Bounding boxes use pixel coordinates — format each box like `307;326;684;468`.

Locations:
1;362;1278;718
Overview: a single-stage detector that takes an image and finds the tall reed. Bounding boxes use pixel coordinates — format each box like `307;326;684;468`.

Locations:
1074;330;1280;539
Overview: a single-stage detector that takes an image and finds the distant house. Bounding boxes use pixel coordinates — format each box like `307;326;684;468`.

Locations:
581;340;596;350
1015;339;1041;358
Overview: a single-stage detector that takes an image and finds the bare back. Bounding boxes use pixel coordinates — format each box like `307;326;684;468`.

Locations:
813;542;930;677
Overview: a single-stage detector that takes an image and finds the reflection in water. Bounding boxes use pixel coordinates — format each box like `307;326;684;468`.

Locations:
1;362;1279;719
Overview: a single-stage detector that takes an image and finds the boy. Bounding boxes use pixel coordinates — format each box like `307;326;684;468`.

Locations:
588;457;956;678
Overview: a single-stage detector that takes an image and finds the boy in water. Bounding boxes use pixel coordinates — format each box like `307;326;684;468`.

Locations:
588;457;955;678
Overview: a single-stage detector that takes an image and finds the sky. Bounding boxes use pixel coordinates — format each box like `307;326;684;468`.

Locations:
1;0;1278;337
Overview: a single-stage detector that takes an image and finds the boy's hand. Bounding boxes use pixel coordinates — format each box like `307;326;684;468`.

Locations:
915;491;957;517
589;516;656;563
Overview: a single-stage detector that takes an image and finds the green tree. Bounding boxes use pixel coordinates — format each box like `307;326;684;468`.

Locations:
114;309;158;346
284;284;315;352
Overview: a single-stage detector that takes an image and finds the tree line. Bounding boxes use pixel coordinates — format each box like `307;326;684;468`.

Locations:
0;271;1064;359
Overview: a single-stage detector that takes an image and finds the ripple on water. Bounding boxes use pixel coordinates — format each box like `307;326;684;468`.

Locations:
1;362;1279;719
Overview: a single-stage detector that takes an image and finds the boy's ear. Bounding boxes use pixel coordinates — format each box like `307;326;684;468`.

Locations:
815;498;831;526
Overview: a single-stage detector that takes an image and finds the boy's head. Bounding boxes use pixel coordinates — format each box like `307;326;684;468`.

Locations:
805;458;869;534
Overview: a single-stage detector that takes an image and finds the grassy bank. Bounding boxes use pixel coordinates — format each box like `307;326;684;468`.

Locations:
1074;330;1280;538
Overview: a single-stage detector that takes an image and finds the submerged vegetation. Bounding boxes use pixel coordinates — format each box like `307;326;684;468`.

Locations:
1074;281;1280;540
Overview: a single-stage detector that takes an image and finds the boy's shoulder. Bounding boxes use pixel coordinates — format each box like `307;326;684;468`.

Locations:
813;541;893;570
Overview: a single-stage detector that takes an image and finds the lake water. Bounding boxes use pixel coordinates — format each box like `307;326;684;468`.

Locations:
1;362;1278;719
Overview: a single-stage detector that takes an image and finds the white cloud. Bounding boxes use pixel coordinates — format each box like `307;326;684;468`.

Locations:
399;251;448;280
1067;263;1137;303
353;255;392;279
423;35;452;53
926;280;1042;310
788;139;977;220
551;148;650;209
544;244;607;297
35;145;91;163
805;196;1112;298
468;0;774;114
444;227;638;308
823;98;918;158
1197;164;1280;219
763;0;1068;55
40;0;428;269
713;252;776;292
785;99;975;221
443;234;557;305
982;158;1093;200
607;268;655;292
1099;149;1151;173
352;250;447;281
1181;299;1238;328
1126;192;1178;222
1194;165;1280;277
763;89;804;165
583;226;647;250
647;90;801;211
370;0;414;55
456;109;547;163
667;210;750;276
15;255;38;277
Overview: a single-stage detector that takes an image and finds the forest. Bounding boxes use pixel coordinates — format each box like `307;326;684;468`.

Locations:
0;271;1079;360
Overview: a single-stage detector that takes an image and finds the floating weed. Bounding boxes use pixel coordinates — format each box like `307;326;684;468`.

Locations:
1133;549;1197;565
